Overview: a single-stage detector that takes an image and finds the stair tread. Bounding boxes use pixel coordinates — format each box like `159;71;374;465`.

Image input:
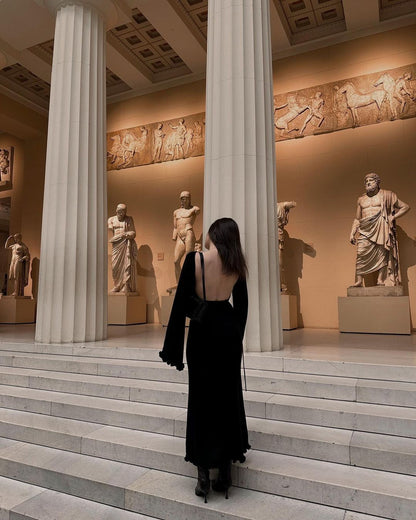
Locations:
0;443;403;520
0;475;154;519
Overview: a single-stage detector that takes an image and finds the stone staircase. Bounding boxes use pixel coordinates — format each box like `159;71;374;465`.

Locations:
0;341;415;519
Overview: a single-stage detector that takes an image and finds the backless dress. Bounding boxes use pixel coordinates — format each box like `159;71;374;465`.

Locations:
160;251;250;468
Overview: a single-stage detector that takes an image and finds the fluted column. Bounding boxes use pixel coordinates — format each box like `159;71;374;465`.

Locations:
204;0;282;351
35;0;115;343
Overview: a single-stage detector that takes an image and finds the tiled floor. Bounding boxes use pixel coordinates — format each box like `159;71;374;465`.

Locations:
0;323;415;365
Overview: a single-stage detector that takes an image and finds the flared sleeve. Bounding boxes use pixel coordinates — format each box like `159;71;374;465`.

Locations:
159;252;196;370
232;277;248;339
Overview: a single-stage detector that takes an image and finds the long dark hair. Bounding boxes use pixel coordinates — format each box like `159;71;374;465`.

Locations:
208;218;247;279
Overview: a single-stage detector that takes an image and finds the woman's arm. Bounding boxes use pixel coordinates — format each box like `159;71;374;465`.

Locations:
159;252;196;370
232;277;248;339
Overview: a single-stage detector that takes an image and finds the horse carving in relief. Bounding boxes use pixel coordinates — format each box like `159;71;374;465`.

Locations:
374;72;415;119
338;82;386;127
274;95;308;136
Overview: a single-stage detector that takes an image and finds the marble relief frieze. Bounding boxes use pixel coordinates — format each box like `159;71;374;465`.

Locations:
0;146;13;189
107;114;205;171
106;64;416;170
273;64;416;141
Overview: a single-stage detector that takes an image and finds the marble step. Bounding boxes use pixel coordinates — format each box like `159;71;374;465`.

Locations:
0;467;384;520
0;341;416;383
0;425;414;519
1;380;416;439
0;404;416;478
1;364;415;410
0;474;154;520
1;354;416;406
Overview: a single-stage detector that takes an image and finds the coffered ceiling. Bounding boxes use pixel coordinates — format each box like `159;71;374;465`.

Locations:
0;0;415;117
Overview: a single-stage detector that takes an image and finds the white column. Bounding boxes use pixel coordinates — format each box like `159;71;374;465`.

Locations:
204;0;282;351
36;0;115;343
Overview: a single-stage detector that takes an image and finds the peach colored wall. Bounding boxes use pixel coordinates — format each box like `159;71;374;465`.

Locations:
108;25;416;328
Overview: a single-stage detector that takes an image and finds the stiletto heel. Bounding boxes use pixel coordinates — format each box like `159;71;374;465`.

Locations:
212;460;232;499
195;466;210;503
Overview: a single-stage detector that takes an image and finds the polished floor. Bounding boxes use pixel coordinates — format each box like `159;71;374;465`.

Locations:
0;323;415;366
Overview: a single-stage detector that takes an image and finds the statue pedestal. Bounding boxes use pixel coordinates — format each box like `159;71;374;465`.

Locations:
108;293;146;325
338;289;411;334
161;294;174;326
280;293;298;330
0;296;36;324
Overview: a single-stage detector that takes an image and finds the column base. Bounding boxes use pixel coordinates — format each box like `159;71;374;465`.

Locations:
338;296;411;334
280;294;298;330
0;296;36;323
108;294;146;325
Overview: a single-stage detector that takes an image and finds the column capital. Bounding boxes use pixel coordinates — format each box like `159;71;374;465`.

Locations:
44;0;119;25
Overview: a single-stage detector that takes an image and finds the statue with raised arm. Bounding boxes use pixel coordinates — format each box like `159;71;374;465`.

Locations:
172;191;200;282
277;201;297;293
350;173;410;287
108;203;138;293
5;233;30;296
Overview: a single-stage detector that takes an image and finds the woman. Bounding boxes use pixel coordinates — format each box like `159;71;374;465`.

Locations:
160;217;250;502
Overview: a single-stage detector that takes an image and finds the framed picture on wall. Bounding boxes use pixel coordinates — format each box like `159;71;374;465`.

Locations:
0;146;13;189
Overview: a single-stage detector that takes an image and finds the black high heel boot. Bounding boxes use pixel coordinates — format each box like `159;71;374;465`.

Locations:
212;460;232;499
195;466;210;503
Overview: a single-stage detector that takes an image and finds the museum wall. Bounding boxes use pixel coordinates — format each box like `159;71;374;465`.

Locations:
107;24;416;329
273;24;416;329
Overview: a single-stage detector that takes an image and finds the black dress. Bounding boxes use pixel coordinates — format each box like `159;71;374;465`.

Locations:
160;251;250;468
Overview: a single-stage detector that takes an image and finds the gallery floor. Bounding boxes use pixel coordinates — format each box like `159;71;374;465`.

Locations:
0;323;415;519
0;322;415;364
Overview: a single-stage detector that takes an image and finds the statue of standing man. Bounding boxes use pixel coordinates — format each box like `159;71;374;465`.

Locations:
172;191;200;282
350;173;410;287
108;204;138;293
5;233;30;296
277;201;296;293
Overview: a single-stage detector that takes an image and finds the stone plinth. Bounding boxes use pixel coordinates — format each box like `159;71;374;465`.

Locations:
0;296;36;323
108;294;146;325
347;286;404;297
280;294;298;330
338;296;411;334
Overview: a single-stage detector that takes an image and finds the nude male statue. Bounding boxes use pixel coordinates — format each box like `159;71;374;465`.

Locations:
277;201;296;293
5;233;30;296
108;204;138;293
172;191;200;282
350;173;410;287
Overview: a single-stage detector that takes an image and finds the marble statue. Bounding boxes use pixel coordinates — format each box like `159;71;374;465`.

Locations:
172;191;200;282
277;201;296;293
5;233;30;296
108;203;138;293
350;173;410;287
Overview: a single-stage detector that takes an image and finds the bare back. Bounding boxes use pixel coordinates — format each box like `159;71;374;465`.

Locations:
195;251;238;301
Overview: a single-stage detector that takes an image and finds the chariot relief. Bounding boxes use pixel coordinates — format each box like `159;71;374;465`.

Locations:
106;64;416;170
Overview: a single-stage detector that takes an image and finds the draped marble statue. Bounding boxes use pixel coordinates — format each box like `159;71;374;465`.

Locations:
172;191;200;282
277;201;296;293
5;233;30;296
108;204;138;293
350;173;410;287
